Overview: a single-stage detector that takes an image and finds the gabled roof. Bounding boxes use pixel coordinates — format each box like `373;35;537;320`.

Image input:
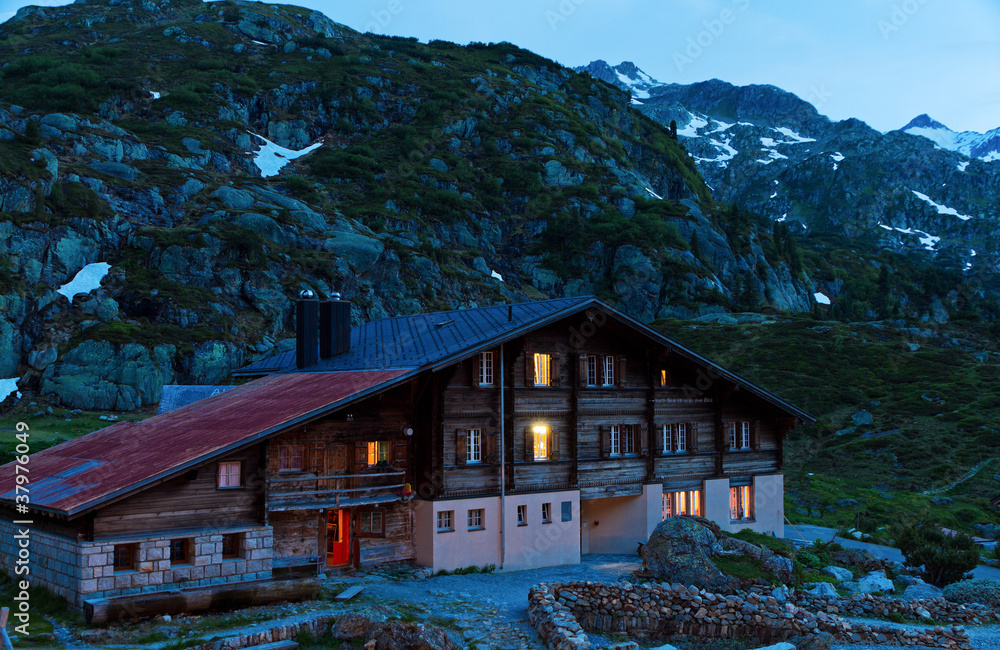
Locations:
0;370;407;517
235;296;594;375
237;296;814;422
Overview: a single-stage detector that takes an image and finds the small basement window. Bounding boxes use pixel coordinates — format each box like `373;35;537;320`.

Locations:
113;543;135;572
169;539;190;565
221;533;241;559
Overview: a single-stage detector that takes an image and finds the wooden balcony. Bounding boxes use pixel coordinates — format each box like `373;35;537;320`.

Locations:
268;470;407;512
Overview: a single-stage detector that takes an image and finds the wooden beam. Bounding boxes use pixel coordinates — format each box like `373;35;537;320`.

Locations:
84;578;321;625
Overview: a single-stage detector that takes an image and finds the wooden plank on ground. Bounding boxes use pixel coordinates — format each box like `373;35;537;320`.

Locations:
334;584;365;601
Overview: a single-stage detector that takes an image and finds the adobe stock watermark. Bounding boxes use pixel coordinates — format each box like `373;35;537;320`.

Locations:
878;0;931;40
9;422;33;638
674;0;752;73
363;0;409;34
545;0;588;32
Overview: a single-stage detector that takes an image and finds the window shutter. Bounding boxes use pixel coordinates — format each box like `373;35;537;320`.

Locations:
355;442;367;467
549;429;560;460
308;444;324;473
551;355;561;387
617;356;627;387
752;420;761;450
578;355;588;387
393;441;408;464
688;423;699;453
524;343;534;386
600;426;610;459
456;429;467;466
485;432;498;464
656;425;666;456
639;423;649;456
524;428;534;462
471;355;481;387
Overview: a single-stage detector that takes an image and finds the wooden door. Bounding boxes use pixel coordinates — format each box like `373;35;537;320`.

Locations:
326;509;350;566
324;444;347;490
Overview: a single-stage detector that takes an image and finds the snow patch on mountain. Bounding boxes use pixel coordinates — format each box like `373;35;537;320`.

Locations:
879;223;940;251
911;190;972;221
814;292;831;305
678;115;708;138
0;377;21;403
247;132;322;177
694;138;738;166
957;161;969;172
901;114;1000;162
773;127;816;143
57;262;112;303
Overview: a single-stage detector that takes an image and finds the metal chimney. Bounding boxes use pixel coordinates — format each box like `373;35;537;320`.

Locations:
320;293;351;358
295;290;319;369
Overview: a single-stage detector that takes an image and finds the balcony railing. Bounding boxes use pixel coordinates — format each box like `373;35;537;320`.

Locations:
268;470;407;511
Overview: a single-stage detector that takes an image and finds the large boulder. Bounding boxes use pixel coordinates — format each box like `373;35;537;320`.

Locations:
903;583;944;601
640;517;735;592
822;566;853;582
856;570;895;594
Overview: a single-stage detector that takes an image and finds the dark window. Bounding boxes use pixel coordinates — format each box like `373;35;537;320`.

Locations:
113;544;134;571
359;511;384;536
221;533;241;559
561;501;573;522
169;539;189;564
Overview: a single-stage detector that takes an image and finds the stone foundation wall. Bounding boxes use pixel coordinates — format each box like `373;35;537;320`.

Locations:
528;581;974;650
80;526;273;605
0;519;81;605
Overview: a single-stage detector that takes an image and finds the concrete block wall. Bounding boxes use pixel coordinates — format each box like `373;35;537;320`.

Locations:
0;518;82;605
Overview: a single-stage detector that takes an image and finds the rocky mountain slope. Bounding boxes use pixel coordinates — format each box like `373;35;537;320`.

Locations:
902;114;1000;163
579;61;1000;279
0;0;819;410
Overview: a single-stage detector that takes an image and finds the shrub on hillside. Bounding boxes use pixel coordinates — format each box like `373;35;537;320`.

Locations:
943;578;1000;607
894;521;979;587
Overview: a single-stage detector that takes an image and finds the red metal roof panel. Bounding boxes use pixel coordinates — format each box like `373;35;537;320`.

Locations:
0;370;408;517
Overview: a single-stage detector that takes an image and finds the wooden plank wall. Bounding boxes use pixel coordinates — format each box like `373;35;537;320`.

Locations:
93;445;264;539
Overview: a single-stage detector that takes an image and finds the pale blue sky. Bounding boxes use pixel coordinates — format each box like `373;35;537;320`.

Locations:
3;0;998;133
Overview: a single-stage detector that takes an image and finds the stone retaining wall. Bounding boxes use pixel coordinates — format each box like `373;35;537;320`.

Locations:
0;519;81;605
528;581;974;650
188;614;336;650
791;591;996;625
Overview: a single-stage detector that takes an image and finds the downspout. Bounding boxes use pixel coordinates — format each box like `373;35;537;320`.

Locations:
499;342;506;570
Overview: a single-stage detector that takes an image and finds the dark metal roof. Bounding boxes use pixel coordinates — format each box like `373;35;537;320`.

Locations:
0;370;407;517
235;296;595;376
157;385;237;414
236;296;814;423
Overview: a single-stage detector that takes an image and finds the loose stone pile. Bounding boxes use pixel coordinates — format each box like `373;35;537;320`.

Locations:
528;581;975;650
791;590;996;625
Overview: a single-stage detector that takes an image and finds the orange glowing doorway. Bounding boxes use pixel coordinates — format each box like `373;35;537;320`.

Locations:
326;509;350;566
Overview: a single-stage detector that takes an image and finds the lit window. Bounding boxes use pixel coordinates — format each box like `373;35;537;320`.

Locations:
169;539;189;564
586;355;598;386
437;510;454;532
468;508;484;531
602;356;615;386
113;544;134;572
730;485;753;521
541;502;552;524
660;369;668;386
663;490;702;518
360;511;384;535
534;353;551;386
622;424;635;455
517;504;527;526
467;429;482;464
479;351;494;386
217;461;242;488
610;425;621;456
533;425;549;460
221;533;241;559
367;441;390;466
279;445;304;471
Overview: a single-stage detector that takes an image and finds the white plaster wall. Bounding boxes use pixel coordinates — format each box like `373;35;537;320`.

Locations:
703;475;784;536
414;496;502;572
504;491;580;572
580;485;661;554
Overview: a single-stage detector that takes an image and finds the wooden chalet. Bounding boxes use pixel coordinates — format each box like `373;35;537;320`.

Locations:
0;296;812;614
